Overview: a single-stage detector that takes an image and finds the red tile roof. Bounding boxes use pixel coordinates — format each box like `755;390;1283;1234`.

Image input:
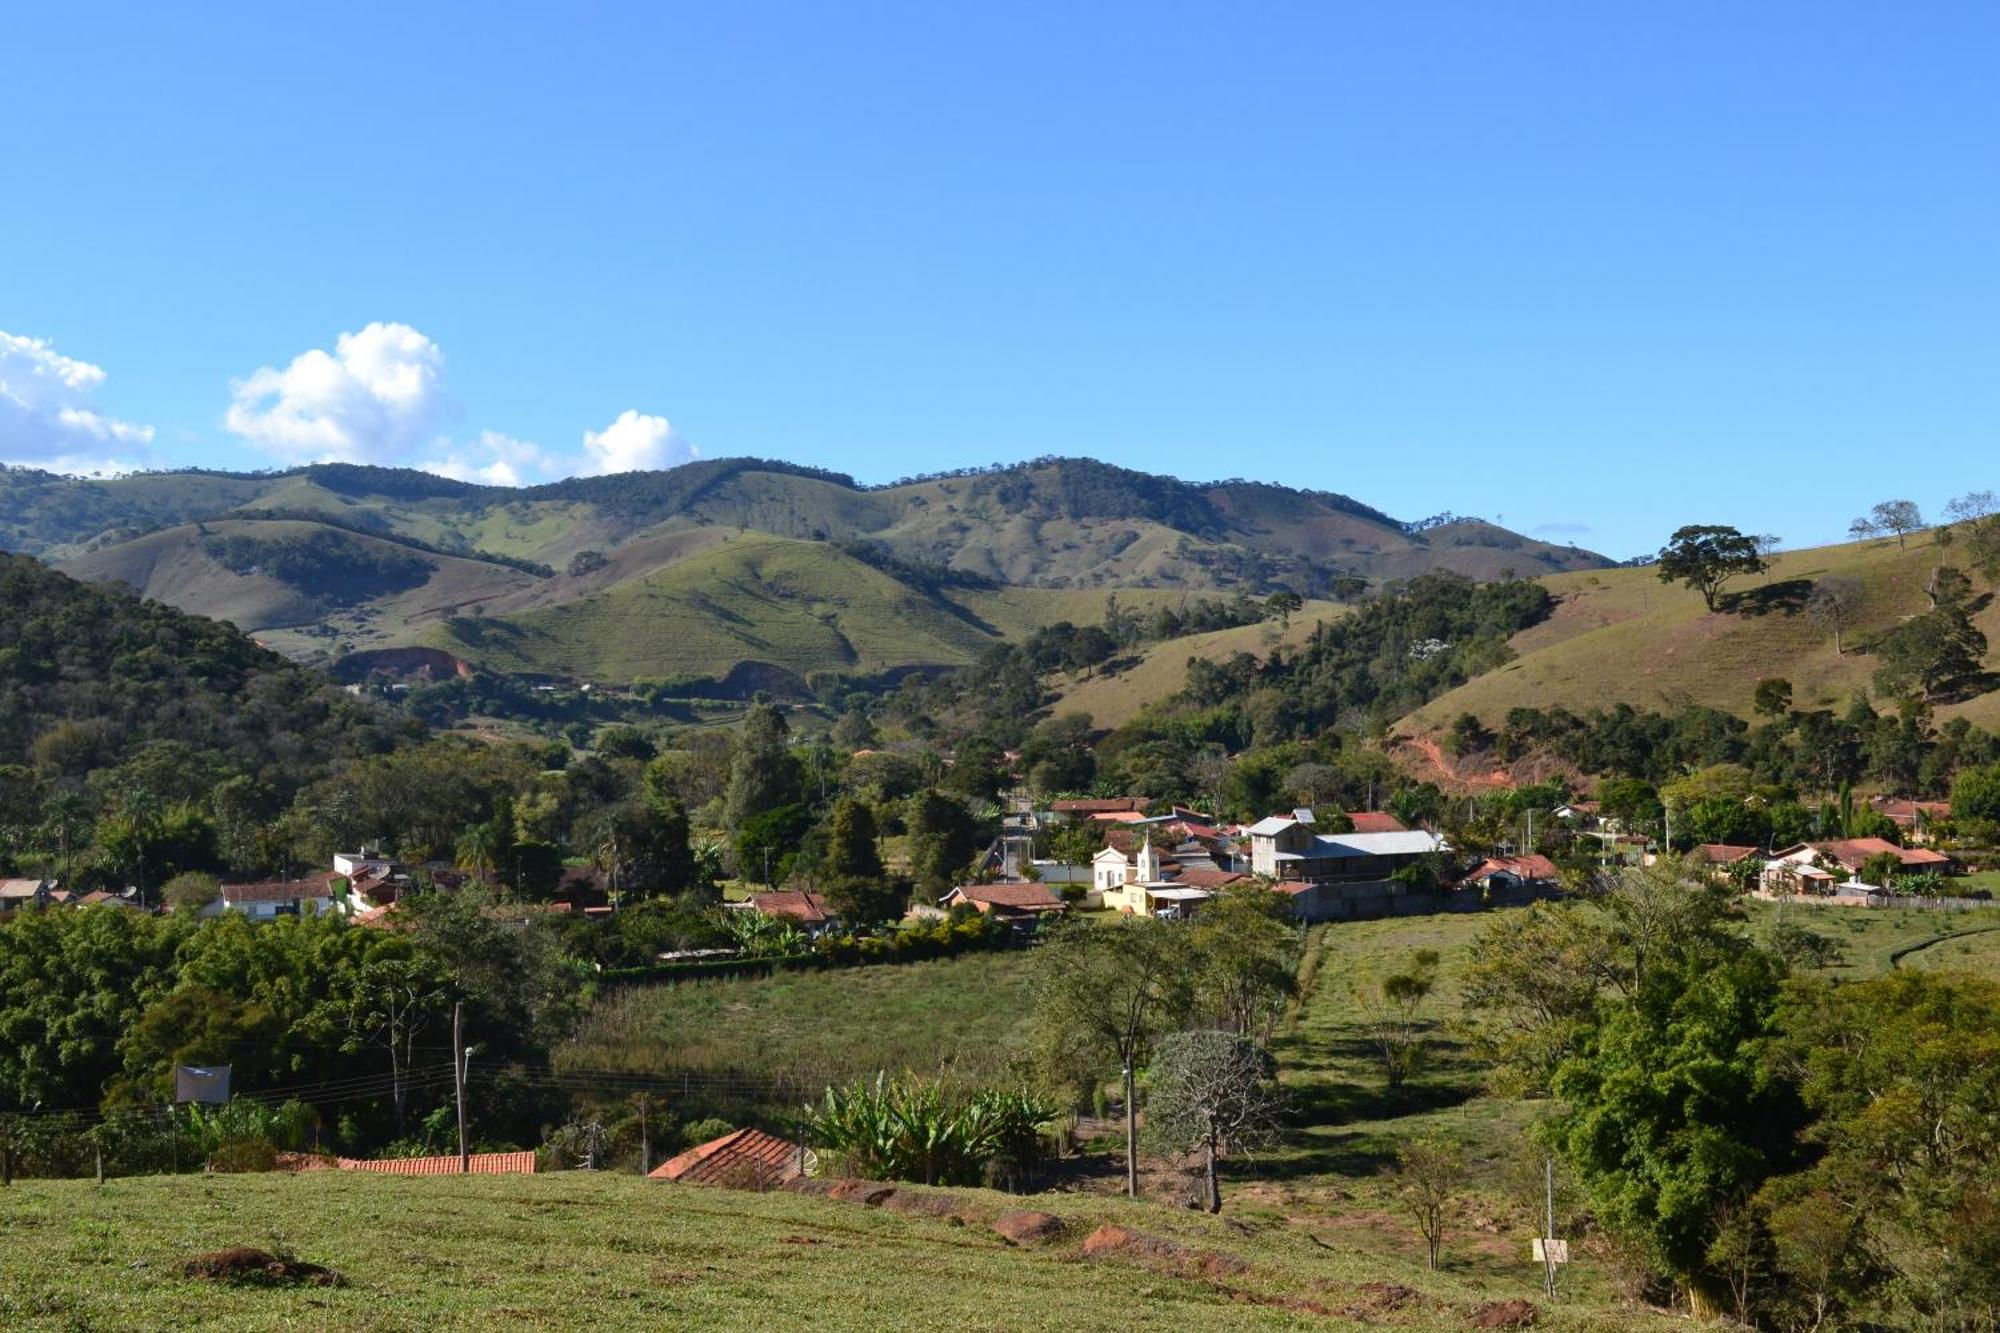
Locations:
1051;797;1150;814
748;890;830;924
221;874;340;904
1869;798;1951;826
648;1128;802;1187
1695;843;1760;865
947;882;1066;912
1470;854;1560;883
332;1151;537;1176
1346;812;1408;833
1815;838;1954;871
1169;868;1252;890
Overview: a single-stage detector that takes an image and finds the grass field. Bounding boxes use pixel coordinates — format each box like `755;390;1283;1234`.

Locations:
0;1169;1687;1332
561;950;1039;1092
17;901;2000;1330
1402;532;2000;735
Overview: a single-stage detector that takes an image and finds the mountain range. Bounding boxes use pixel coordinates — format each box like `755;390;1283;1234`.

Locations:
0;456;1606;692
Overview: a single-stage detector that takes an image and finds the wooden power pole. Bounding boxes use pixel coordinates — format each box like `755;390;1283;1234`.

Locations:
453;1002;469;1174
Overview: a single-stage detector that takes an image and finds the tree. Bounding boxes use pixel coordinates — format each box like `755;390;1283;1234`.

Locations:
905;789;977;893
1144;1030;1283;1213
161;872;220;915
1190;884;1297;1037
1804;575;1863;655
1546;945;1800;1313
724;700;798;831
829;707;878;754
1394;1134;1465;1270
823;797;882;880
1363;949;1438;1086
1769;971;2000;1326
1655;525;1768;611
1871;607;1986;702
1951;762;2000;825
1265;590;1303;630
312;954;450;1135
1857;499;1924;550
1028;916;1194;1197
820;874;907;926
1753;677;1792;718
1944;489;1998;526
566;549;608;577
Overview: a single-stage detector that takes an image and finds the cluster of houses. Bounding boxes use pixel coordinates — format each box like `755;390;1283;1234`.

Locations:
734;799;1499;934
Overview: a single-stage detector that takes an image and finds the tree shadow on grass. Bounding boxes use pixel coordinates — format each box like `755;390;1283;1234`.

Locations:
1720;578;1812;617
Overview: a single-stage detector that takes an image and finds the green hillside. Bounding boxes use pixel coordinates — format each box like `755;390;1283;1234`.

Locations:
10;457;1610;692
1402;532;2000;736
1048;600;1349;729
419;533;1190;686
58;518;544;661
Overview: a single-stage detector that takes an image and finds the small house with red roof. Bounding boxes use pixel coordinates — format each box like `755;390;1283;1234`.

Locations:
941;882;1068;920
1463;853;1560;891
649;1127;805;1189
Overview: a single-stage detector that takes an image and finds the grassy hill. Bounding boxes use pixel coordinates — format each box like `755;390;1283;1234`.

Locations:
1047;601;1349;729
10;456;1609;692
418;533;1194;686
1402;532;2000;736
58;518;544;661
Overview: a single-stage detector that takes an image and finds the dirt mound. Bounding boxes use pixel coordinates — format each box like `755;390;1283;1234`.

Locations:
992;1211;1067;1245
880;1191;967;1220
827;1180;898;1207
1080;1224;1247;1278
1468;1298;1538;1328
1344;1281;1421;1316
181;1248;345;1288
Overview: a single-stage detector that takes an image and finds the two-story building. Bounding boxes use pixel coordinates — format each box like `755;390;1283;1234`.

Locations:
1246;813;1449;921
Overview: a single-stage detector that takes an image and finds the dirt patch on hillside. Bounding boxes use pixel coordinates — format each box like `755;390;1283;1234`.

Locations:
1081;1224;1247;1279
992;1210;1067;1245
1468;1297;1539;1328
181;1247;346;1288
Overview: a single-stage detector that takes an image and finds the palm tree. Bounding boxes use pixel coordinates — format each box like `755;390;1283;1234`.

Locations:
454;821;501;884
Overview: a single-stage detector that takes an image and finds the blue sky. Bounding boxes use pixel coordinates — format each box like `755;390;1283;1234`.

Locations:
2;2;1995;558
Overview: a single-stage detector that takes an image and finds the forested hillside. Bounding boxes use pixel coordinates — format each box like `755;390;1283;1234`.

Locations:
0;553;416;796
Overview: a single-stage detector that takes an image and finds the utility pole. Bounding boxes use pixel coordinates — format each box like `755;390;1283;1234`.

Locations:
637;1096;650;1176
1123;1061;1137;1199
1543;1155;1559;1299
453;1002;469;1174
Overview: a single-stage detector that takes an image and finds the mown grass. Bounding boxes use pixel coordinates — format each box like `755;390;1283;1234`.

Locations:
1738;897;2000;975
562;950;1040;1091
0;1169;1682;1332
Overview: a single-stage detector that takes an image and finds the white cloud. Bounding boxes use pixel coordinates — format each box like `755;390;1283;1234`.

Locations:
226;324;697;484
0;330;155;472
422;431;564;488
225;321;449;464
580;409;697;475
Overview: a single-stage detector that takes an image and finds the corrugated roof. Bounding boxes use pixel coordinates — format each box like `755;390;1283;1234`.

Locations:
648;1128;802;1186
1245;817;1299;837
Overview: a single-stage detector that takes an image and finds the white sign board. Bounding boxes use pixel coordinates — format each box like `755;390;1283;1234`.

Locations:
1533;1238;1569;1264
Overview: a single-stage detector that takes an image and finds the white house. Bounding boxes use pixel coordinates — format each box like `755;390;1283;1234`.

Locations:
211;876;342;921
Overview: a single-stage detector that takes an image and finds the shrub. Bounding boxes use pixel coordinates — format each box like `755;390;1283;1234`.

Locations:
807;1074;1055;1188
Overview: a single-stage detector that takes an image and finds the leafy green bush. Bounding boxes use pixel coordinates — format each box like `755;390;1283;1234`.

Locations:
807;1074;1054;1188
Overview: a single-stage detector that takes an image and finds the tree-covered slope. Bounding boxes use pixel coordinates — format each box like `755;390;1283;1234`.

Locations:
0;554;416;793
